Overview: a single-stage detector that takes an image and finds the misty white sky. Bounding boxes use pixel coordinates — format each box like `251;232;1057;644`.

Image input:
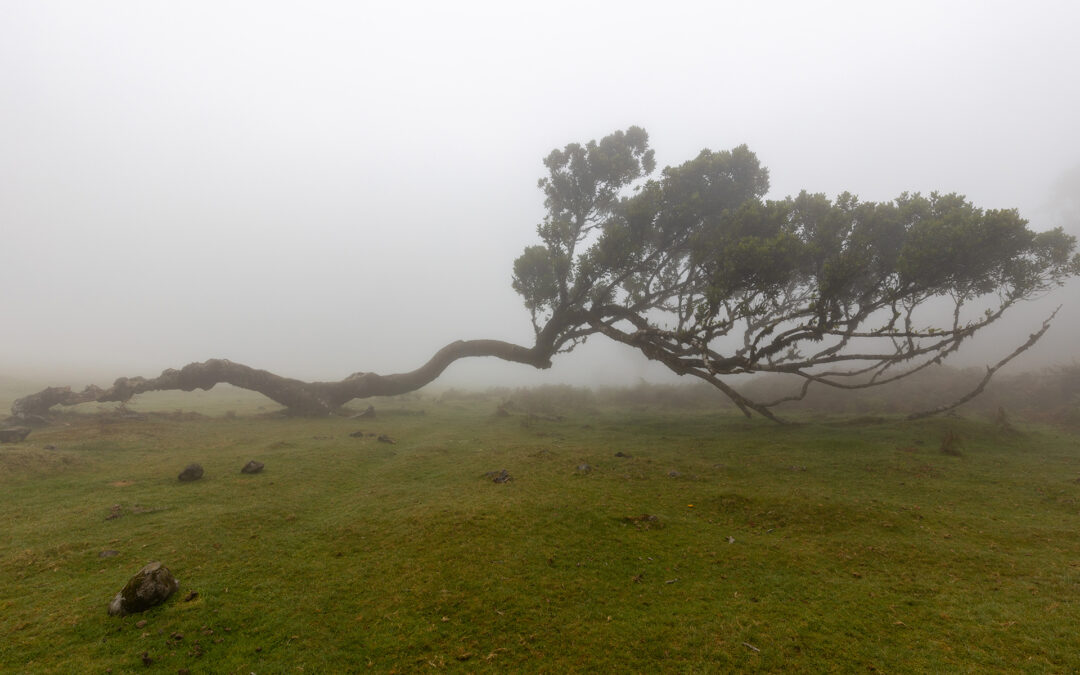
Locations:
2;0;1079;388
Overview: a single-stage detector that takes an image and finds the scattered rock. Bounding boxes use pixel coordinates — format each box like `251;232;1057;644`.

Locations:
99;550;121;558
614;451;631;458
576;464;593;474
348;430;367;438
377;434;395;444
240;460;264;474
178;464;204;482
107;561;179;616
667;470;683;478
484;469;513;483
135;619;147;628
623;514;663;530
0;427;31;443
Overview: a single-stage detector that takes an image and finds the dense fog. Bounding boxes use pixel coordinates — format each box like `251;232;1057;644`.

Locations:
2;1;1078;389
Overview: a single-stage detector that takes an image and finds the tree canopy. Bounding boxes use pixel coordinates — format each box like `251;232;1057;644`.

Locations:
510;127;1080;420
10;127;1079;422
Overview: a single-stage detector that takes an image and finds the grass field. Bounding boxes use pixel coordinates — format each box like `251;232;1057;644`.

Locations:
2;389;1080;673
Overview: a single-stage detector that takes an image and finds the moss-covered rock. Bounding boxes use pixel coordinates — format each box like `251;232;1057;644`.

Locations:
107;561;179;616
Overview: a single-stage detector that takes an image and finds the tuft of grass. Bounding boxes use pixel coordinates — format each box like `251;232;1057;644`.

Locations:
2;394;1080;672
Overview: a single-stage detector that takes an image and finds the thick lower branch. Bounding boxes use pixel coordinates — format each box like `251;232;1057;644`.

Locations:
11;339;552;419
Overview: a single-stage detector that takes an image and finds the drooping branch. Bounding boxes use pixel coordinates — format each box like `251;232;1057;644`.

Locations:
11;339;554;420
905;308;1059;420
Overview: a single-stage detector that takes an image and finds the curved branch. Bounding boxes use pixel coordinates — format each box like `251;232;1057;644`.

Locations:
11;339;553;420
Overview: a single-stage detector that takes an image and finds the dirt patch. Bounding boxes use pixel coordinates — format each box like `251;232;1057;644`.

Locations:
622;514;664;530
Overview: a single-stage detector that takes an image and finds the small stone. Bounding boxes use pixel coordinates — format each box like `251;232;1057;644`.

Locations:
348;430;366;438
576;464;593;474
614;451;631;458
43;444;57;450
240;460;264;474
667;470;683;478
483;469;512;484
377;434;395;444
178;464;204;482
136;619;147;628
99;550;121;558
183;591;199;602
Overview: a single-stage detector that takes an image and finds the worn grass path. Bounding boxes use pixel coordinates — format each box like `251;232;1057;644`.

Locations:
2;396;1080;672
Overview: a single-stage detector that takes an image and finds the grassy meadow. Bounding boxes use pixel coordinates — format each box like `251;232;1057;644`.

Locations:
2;384;1080;672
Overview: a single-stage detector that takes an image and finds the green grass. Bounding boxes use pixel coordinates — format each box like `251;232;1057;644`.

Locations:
3;394;1080;673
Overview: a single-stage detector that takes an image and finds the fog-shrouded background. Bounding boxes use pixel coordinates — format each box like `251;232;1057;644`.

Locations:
2;0;1079;390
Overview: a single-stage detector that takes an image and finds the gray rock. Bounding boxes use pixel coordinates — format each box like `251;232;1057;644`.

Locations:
178;464;204;482
241;460;264;474
99;550;120;558
107;561;179;616
483;469;512;483
576;463;593;474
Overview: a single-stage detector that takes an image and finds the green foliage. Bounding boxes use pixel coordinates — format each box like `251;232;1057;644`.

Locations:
510;128;1080;418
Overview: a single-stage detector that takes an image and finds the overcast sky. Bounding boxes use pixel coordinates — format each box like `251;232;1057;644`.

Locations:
2;0;1079;387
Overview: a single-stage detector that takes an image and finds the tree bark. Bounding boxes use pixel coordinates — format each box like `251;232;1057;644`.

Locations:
10;339;553;420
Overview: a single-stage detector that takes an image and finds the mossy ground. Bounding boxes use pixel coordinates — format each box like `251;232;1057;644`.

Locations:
2;390;1080;672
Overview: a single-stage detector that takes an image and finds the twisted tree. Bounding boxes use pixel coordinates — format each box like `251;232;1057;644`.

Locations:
11;127;1078;422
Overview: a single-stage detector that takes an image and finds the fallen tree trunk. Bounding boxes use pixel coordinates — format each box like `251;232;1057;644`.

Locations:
11;339;553;420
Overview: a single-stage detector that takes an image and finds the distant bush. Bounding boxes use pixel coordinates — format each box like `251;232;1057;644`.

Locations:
737;363;1080;423
504;384;596;415
428;363;1080;426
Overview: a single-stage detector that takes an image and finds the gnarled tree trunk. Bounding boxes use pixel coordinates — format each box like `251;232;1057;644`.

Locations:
10;339;553;420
